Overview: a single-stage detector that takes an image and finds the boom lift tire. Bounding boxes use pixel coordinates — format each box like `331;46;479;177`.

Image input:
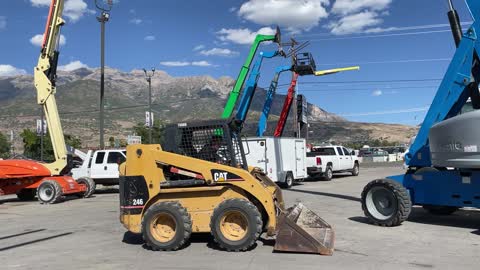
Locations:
16;189;36;201
37;180;63;204
142;201;192;251
361;178;411;226
210;198;263;252
280;172;294;189
423;205;459;215
76;177;96;198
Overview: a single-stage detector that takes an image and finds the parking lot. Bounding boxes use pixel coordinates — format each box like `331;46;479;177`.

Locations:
1;164;479;270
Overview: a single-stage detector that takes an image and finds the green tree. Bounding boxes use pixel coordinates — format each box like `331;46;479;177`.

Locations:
0;132;11;158
132;119;165;144
109;136;115;148
20;129;82;161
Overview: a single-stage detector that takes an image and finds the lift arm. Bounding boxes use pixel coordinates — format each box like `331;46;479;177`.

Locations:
234;51;280;128
221;28;281;119
34;0;68;175
405;0;480;167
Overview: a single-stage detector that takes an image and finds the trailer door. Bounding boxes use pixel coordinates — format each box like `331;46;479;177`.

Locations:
244;139;267;172
295;140;306;178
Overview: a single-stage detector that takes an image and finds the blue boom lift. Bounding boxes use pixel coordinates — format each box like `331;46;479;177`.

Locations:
361;0;480;226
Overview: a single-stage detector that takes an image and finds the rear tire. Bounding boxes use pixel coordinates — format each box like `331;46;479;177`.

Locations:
280;172;294;189
210;198;262;252
16;189;36;201
37;180;63;204
142;201;192;251
423;205;459;215
76;177;96;198
323;166;333;181
361;178;411;226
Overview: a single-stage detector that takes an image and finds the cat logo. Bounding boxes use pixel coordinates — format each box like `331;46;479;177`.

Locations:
213;171;228;182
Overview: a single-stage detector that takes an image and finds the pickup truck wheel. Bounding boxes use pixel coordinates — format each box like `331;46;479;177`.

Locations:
323;166;333;181
280;172;294;189
76;177;96;198
351;163;360;176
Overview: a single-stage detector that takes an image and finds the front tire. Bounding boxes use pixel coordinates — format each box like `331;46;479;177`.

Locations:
361;178;411;226
210;198;262;252
142;201;192;251
37;180;63;204
351;163;360;176
76;177;96;198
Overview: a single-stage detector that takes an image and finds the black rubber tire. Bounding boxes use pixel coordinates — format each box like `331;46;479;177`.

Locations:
423;205;459;215
210;198;263;252
37;180;63;204
142;201;192;251
323;166;333;181
361;178;412;226
351;163;360;176
76;177;96;198
279;172;294;189
16;189;36;201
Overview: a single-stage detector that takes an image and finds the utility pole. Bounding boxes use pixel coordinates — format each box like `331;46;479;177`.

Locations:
95;0;113;149
143;68;155;144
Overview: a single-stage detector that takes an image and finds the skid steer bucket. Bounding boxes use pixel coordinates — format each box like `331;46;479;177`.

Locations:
274;203;334;255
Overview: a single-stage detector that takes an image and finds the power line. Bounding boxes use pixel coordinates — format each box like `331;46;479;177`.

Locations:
300;29;451;42
339;107;430;117
278;78;442;87
316;58;451;66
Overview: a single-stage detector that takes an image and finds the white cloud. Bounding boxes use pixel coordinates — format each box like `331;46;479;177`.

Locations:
193;45;205;51
199;48;239;57
0;16;6;30
192;61;212;67
31;0;94;22
216;27;275;45
30;0;51;7
229;7;237;13
144;35;156;41
371;89;383;96
58;60;89;71
30;34;66;47
129;18;142;25
160;61;213;67
0;65;27;76
332;0;392;15
238;0;329;33
328;11;383;35
129;9;136;14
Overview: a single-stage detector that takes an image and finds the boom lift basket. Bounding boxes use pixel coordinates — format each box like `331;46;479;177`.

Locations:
163;120;248;169
294;52;316;76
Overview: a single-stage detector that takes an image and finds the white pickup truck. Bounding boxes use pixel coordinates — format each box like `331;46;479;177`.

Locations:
306;145;359;180
71;149;126;186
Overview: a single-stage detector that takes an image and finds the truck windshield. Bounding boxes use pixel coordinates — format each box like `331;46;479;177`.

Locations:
311;147;336;155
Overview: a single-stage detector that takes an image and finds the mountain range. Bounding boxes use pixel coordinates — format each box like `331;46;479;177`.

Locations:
0;67;417;149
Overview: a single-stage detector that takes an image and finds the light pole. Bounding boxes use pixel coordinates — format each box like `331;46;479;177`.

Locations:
95;0;113;149
143;68;155;144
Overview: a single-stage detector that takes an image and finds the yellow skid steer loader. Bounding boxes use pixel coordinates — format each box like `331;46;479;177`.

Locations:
119;119;334;254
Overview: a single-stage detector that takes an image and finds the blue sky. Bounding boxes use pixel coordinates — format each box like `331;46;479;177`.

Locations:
0;0;475;125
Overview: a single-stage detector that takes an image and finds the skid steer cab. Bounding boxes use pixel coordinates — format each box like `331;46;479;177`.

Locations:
119;119;334;254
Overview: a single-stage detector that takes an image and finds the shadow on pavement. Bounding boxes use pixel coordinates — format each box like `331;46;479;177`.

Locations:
0;232;73;252
0;229;46;241
287;189;361;202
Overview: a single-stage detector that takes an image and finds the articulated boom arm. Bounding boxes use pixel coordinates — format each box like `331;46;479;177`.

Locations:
405;0;480;167
257;65;293;136
234;51;280;126
34;0;68;175
222;28;281;119
273;72;299;137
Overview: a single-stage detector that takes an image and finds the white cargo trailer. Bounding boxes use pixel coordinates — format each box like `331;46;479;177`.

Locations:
242;137;307;189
